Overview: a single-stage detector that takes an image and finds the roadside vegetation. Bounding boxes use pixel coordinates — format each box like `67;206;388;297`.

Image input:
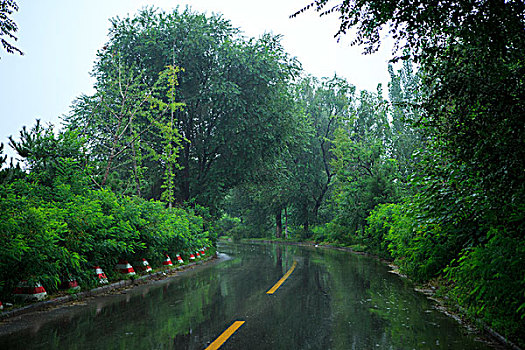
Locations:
0;123;213;298
1;2;523;346
223;1;524;345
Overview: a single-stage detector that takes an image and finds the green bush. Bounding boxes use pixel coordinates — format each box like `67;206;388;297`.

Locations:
217;213;241;237
445;232;525;344
311;222;354;245
364;203;397;258
0;123;215;301
0;181;212;301
230;224;248;241
364;199;469;282
364;198;525;345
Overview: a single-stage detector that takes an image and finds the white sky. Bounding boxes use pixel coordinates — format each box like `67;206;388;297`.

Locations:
0;0;394;159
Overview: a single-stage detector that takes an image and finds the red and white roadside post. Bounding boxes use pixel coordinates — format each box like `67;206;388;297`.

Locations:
115;260;136;276
135;258;152;273
13;281;48;301
93;266;109;284
162;254;173;267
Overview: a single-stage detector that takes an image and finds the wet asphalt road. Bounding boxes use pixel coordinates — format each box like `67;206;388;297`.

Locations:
0;241;495;349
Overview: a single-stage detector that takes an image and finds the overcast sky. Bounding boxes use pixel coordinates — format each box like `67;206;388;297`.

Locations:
0;0;394;159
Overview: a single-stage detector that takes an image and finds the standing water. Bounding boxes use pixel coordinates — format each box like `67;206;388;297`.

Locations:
0;241;497;349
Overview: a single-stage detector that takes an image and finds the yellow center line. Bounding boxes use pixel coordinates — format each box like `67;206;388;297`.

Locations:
266;261;298;295
205;321;245;350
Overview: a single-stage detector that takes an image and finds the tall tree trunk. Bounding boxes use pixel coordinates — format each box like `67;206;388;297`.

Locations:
131;138;141;197
304;217;309;236
181;143;191;202
311;115;335;221
275;208;282;239
284;206;289;239
168;106;174;209
102;118;123;186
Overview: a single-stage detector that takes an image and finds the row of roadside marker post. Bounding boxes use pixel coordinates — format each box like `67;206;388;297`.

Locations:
1;247;209;308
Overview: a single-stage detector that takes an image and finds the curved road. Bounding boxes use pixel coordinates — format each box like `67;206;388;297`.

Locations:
0;241;496;349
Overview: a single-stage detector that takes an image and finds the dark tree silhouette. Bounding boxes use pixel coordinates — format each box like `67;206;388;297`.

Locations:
0;0;23;58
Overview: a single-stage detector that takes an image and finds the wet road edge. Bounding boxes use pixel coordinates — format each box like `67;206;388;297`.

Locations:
0;253;218;321
240;239;520;350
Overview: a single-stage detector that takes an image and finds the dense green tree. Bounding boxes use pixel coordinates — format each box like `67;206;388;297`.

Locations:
329;87;397;243
220;99;309;239
295;0;525;220
294;0;525;343
68;8;300;213
222;75;356;238
8;120;90;197
387;59;424;188
66;57;181;198
288;75;355;233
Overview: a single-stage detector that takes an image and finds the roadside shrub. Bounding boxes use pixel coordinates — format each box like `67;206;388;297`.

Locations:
311;225;328;243
230;224;249;241
312;222;353;245
0;184;85;294
364;203;397;258
0;181;211;301
217;213;241;237
445;232;525;345
365;198;470;282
